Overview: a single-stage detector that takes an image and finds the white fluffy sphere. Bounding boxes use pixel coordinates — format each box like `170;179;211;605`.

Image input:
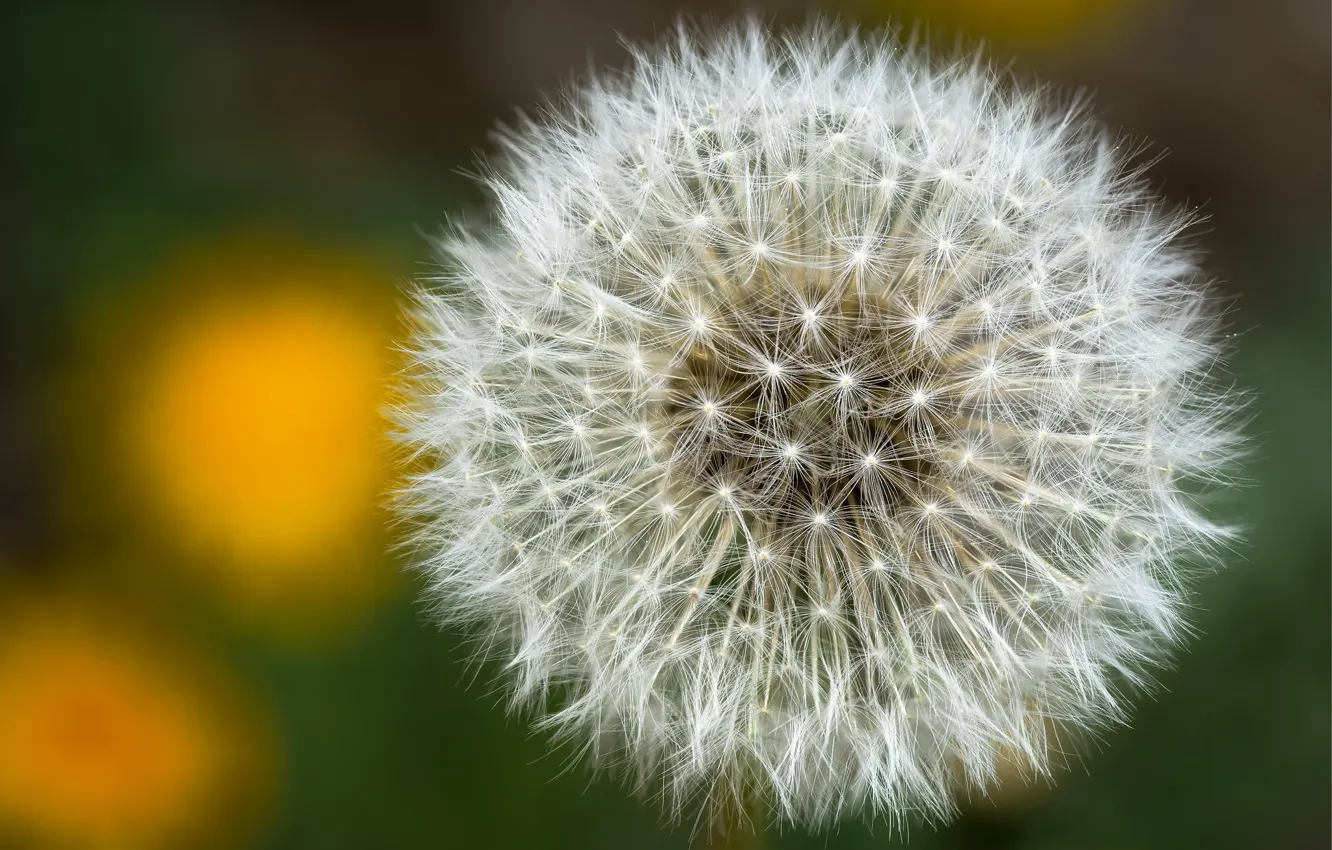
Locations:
397;21;1242;828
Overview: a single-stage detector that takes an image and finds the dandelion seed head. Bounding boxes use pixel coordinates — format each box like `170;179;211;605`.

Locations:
396;20;1244;829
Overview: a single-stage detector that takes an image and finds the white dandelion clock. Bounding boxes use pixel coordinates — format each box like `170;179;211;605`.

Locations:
396;21;1244;828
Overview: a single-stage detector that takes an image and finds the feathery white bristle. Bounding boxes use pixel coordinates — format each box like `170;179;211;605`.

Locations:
396;20;1243;828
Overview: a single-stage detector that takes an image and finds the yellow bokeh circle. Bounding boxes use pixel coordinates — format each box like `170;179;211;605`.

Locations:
121;239;398;624
0;602;270;848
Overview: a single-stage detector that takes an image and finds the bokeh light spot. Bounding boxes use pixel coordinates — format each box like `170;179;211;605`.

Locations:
116;240;398;626
0;604;269;848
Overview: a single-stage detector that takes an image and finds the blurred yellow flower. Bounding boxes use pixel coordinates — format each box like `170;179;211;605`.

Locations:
0;602;269;849
120;239;397;628
865;0;1139;49
135;296;384;566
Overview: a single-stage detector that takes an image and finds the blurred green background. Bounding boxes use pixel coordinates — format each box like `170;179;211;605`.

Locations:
3;1;1328;848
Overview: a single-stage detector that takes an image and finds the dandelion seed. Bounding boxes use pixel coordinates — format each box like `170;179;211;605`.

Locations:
395;20;1245;830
